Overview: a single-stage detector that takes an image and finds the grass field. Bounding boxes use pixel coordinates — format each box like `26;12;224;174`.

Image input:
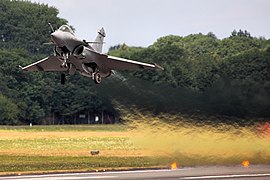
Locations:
0;119;269;175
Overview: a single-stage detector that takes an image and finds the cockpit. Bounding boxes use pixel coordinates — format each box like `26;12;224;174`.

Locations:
58;25;74;35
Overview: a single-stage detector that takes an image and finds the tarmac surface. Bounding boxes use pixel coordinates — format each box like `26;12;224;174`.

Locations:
2;165;270;180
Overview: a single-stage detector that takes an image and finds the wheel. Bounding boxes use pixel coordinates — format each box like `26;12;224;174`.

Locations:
61;73;66;85
94;73;102;84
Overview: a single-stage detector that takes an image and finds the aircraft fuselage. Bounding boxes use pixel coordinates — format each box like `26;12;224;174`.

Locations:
51;30;85;53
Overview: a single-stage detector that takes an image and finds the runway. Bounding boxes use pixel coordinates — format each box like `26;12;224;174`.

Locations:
2;165;270;180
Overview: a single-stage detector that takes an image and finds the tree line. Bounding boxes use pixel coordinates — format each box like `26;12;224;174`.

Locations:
0;0;269;125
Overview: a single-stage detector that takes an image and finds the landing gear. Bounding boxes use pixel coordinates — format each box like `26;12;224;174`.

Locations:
93;72;102;84
60;53;69;68
81;63;102;84
61;73;66;85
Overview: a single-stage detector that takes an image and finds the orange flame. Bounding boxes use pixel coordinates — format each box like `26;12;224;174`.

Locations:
242;160;250;167
171;162;177;169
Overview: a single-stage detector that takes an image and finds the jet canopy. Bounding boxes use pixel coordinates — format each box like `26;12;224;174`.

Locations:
58;25;74;35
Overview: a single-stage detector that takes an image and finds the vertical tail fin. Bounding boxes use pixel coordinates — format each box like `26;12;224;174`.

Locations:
92;28;106;53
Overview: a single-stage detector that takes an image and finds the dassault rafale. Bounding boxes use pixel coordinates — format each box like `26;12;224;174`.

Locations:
18;24;163;84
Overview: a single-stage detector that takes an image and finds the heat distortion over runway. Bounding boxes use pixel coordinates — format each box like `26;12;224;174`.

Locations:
2;165;270;180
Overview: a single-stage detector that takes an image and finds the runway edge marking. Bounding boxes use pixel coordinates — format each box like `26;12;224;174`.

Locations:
2;169;189;179
180;173;270;179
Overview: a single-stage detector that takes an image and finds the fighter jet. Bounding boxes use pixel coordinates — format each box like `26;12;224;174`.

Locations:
18;24;163;84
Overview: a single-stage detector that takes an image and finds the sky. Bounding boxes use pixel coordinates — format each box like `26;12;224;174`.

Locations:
30;0;270;52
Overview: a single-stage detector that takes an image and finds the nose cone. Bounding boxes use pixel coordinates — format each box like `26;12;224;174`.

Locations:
51;31;63;46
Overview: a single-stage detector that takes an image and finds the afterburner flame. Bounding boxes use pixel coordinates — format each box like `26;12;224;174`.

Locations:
171;162;177;169
242;160;250;167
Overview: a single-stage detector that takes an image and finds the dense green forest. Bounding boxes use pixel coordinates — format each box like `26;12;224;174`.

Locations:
0;0;270;125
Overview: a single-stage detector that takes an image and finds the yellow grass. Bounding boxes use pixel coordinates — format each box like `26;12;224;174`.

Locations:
125;113;270;165
0;115;269;174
